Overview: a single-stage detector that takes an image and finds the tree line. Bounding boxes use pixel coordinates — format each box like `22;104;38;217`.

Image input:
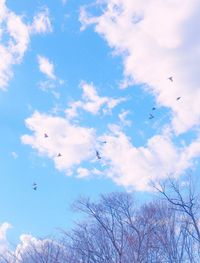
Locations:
2;179;200;262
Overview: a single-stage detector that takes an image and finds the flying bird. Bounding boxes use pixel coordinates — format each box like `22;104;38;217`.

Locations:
96;150;101;160
152;107;156;111
168;76;173;82
149;114;154;120
44;133;48;138
100;141;107;144
57;153;62;157
176;97;181;101
32;183;37;191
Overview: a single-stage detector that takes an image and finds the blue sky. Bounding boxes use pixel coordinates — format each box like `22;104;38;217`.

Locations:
1;0;200;252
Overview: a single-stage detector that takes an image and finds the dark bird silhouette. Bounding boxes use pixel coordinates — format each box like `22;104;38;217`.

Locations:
32;183;37;191
57;153;62;157
168;76;173;82
149;114;154;120
100;141;107;144
176;97;181;101
96;150;101;160
44;133;48;138
152;107;156;111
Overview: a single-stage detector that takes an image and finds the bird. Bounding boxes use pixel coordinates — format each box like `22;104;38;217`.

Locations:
44;133;48;138
149;114;154;120
96;150;101;160
32;183;37;191
100;141;107;144
176;97;181;101
57;153;62;157
152;107;156;111
168;76;173;82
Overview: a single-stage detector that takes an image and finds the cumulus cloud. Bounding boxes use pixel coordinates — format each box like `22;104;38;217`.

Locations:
76;0;200;190
0;223;65;262
0;2;52;90
14;234;59;262
80;0;200;134
21;111;96;174
21;110;200;191
37;55;56;80
0;232;66;262
99;129;200;191
65;82;125;118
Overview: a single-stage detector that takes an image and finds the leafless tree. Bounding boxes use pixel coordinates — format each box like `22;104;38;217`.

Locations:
154;177;200;262
64;191;200;263
2;188;200;263
68;192;136;263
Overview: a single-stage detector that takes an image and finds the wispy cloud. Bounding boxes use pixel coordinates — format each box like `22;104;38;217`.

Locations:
0;3;52;90
37;55;64;97
37;55;56;80
118;110;131;127
11;151;18;159
76;167;90;178
66;82;125;118
31;8;52;34
62;0;67;5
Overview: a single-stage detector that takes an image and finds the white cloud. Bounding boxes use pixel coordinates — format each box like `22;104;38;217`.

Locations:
14;234;46;261
76;167;103;179
37;55;56;80
0;224;65;262
31;8;52;34
21;110;200;191
17;0;200;192
119;110;131;127
6;12;30;56
37;55;64;95
0;222;12;254
98;127;200;191
0;2;52;90
76;167;90;178
0;224;59;262
79;6;98;31
66;82;125;118
62;0;67;5
12;234;66;263
11;151;18;159
0;46;13;89
80;0;200;134
21;111;96;174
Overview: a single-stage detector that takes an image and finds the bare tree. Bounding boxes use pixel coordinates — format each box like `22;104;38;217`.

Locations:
155;179;200;241
64;191;200;263
2;188;200;263
69;192;135;263
154;178;200;262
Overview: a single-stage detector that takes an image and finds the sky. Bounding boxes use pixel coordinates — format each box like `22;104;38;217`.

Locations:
1;0;200;255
